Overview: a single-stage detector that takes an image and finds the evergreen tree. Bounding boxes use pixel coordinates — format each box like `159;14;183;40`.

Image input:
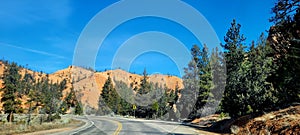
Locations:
115;79;134;116
168;84;179;107
32;78;44;109
100;75;120;114
221;21;280;117
151;101;159;119
59;100;68;114
138;69;151;95
178;45;200;119
99;76;112;115
59;88;77;114
195;44;214;117
74;101;83;115
179;44;214;119
245;34;278;112
27;87;43;124
66;87;77;107
37;76;64;121
268;0;300;106
19;70;34;95
221;20;248;117
210;47;226;113
166;85;181;121
134;69;154;118
1;62;23;122
101;76;112;106
158;88;170;118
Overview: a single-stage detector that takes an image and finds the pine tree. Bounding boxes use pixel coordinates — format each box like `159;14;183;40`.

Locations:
20;70;34;95
115;80;133;116
100;76;121;114
37;76;64;121
178;45;200;119
195;44;214;117
138;69;151;95
245;34;278;112
27;88;43;124
101;76;112;105
158;88;169;118
220;20;280;117
210;47;226;113
59;89;75;114
59;101;68;114
32;78;43;109
99;76;112;115
134;69;153;118
168;84;179;107
221;20;248;117
151;101;159;119
75;101;83;115
0;62;23;122
268;0;300;106
179;44;214;118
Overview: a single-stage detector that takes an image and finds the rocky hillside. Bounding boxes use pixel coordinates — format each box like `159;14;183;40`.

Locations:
0;61;183;111
54;66;183;109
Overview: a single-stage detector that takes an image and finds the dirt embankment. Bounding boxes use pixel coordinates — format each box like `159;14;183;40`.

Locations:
234;105;300;135
194;105;300;135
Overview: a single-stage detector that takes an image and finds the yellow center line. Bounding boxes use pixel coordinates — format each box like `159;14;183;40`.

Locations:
112;120;122;135
102;118;122;135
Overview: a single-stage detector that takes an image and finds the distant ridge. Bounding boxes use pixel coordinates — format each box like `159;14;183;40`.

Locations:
0;61;183;111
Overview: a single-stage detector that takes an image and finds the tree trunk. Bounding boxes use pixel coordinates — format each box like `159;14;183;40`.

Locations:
9;111;13;122
27;102;32;126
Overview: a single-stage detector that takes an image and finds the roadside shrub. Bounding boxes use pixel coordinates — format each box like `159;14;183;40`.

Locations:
53;113;61;120
47;113;61;122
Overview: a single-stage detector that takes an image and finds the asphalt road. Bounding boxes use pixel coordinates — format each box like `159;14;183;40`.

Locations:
52;116;205;135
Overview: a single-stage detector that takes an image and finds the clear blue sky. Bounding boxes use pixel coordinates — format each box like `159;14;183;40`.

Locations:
0;0;276;77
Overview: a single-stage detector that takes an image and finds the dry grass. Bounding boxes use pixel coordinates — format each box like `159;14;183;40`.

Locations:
0;115;83;135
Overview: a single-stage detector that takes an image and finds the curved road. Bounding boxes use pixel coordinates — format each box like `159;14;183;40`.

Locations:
52;116;216;135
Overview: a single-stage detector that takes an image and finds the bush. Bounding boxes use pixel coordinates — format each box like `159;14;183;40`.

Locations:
219;112;229;120
47;113;61;122
53;113;61;120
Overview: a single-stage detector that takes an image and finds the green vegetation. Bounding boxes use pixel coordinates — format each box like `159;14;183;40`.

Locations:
99;0;298;122
100;75;120;114
186;44;215;119
0;0;298;127
268;0;300;107
1;62;23;122
93;0;298;120
0;61;83;125
99;69;180;120
220;20;278;117
59;87;83;115
220;0;299;118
